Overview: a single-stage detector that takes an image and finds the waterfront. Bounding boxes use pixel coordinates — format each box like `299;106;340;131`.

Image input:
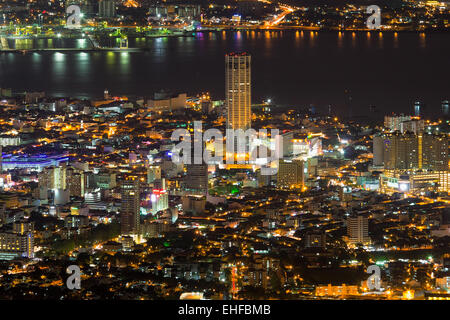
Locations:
0;30;449;118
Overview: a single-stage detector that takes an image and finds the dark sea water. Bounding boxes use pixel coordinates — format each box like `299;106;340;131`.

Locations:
0;30;449;118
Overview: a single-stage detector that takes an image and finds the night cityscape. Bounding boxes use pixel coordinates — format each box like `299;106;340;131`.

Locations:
0;0;450;307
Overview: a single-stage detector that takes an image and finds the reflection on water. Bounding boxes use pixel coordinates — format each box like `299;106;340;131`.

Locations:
0;31;448;117
378;32;384;49
13;39;33;50
309;31;316;47
3;31;439;52
106;51;116;65
76;38;87;49
366;31;371;48
119;52;130;75
419;32;426;48
337;31;343;49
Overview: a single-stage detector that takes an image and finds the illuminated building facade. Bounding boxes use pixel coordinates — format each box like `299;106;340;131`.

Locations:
182;195;206;215
0;220;34;259
150;189;168;214
400;119;425;134
315;284;359;297
380;170;450;193
421;133;448;171
384;114;412;131
147;165;162;184
282;132;323;159
99;0;116;18
277;159;304;189
120;178;140;235
225;53;251;131
376;130;449;194
38;165;88;198
141;220;170;238
377;132;448;171
147;92;187;112
1;154;69;172
148;4;201;20
346;216;371;245
184;163;208;195
383;132;419;170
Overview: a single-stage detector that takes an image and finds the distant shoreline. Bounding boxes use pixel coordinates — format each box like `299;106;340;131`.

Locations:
1;28;448;53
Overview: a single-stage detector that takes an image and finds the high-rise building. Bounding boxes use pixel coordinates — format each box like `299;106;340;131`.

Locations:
383;132;418;170
38;165;88;198
373;134;384;166
39;165;67;190
98;0;116;18
147;165;162;184
184;163;208;195
383;114;424;134
347;216;370;245
414;101;423;117
120;177;140;235
421;133;448;171
0;220;34;259
225;53;251;131
66;168;84;197
378;132;448;171
442;100;449;117
384;114;412;131
400;119;425;134
182;195;206;215
277;159;304;189
94;171;116;189
150;189;169;215
148;4;201;20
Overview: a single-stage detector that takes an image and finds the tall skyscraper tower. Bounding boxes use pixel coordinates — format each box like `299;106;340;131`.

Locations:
372;135;384;166
120;177;140;235
225;53;251;131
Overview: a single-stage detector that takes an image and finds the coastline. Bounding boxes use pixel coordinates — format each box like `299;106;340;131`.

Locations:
0;28;448;54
